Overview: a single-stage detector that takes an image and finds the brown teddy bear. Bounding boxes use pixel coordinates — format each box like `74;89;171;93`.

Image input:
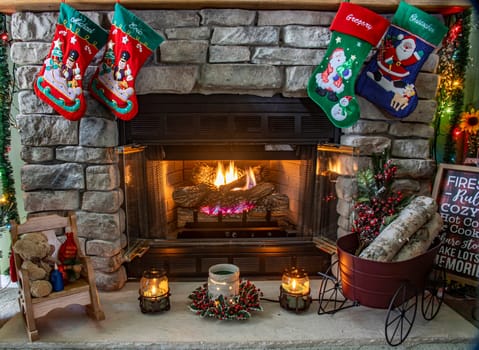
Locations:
13;232;55;298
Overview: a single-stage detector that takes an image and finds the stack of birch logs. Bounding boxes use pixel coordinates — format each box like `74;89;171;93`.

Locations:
359;196;443;262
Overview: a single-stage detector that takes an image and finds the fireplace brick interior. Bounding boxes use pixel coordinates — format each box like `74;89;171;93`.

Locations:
10;8;438;290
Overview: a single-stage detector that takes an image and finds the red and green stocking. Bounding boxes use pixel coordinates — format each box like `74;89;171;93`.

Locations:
34;3;108;121
356;1;448;118
90;3;164;121
307;2;389;128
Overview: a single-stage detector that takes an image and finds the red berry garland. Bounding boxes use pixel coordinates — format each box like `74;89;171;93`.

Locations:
352;156;410;253
188;280;263;320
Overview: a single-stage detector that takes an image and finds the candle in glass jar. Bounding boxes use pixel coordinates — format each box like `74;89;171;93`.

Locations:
140;268;169;298
282;267;310;295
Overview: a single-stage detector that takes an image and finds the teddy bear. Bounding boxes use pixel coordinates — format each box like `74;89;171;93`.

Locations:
13;231;55;298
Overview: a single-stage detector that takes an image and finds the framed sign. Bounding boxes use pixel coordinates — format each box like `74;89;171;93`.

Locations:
432;163;479;286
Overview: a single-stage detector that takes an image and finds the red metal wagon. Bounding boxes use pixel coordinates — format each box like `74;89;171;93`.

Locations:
318;233;446;346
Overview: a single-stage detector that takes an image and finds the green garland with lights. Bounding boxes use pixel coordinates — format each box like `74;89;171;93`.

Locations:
434;10;471;164
0;14;18;226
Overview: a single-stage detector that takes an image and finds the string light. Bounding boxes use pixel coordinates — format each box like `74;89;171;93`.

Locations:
0;13;19;226
433;10;471;164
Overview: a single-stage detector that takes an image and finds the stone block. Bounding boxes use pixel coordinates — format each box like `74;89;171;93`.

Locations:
209;45;251;63
160;40;209;63
200;9;256;26
283;26;330;48
20;146;54;163
389;123;434;138
136;66;198;94
392;179;421;195
405;100;438;123
132;10;200;28
82;190;123;213
17;90;53;115
165;27;211;40
86;238;122;257
90;252;124;273
21;163;84;191
200;64;282;90
14;65;40;90
252;47;324;65
16;114;78;146
79;117;118;148
340;135;391;156
56;146;118;164
10;42;50;65
11;11;57;40
77;212;122;241
394;159;436;179
211;27;279;46
392;139;430;159
416;72;440;99
86;165;120;191
284;66;312;95
258;10;335;26
24;190;80;212
343;120;389;134
94;266;127;291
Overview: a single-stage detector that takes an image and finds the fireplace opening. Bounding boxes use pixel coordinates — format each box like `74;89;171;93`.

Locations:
118;94;352;279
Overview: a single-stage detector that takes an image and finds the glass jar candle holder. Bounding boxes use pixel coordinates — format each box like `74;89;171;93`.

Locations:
138;268;170;313
207;263;240;303
279;267;312;313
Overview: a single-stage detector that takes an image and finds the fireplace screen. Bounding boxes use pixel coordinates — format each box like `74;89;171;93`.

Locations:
119;145;319;242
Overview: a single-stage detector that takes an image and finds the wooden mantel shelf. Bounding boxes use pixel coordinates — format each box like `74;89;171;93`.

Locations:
0;0;471;15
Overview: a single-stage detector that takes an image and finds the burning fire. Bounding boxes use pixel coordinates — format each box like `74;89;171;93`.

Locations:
213;161;257;190
200;161;257;216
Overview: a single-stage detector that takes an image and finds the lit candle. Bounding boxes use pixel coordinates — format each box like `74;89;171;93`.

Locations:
280;267;312;312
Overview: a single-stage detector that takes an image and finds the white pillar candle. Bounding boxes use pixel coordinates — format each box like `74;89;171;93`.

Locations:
207;263;240;301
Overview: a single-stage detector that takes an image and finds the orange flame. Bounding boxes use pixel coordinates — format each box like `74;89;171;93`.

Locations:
213;161;256;190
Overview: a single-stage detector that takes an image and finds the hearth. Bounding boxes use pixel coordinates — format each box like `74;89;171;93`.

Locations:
117;94;351;279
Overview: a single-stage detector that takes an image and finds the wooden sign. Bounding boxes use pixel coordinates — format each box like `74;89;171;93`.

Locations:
432;163;479;286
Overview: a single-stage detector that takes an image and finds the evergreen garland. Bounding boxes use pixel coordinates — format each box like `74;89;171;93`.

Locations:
0;14;18;226
434;10;471;164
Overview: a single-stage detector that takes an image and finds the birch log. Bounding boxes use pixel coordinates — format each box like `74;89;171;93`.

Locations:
359;196;438;262
392;213;443;262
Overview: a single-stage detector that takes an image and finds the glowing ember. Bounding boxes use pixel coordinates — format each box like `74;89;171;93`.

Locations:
200;202;256;216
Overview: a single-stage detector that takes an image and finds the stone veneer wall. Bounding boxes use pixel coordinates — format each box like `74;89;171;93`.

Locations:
9;9;440;290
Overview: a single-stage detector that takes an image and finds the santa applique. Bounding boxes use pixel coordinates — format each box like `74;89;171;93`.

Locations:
373;34;423;87
315;48;353;102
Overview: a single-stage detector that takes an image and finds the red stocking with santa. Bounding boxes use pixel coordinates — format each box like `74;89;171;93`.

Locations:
356;1;447;118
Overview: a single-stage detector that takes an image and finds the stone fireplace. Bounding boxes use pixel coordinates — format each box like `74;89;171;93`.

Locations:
9;6;439;290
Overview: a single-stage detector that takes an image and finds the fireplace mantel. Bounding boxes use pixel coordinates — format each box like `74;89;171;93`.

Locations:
0;0;471;14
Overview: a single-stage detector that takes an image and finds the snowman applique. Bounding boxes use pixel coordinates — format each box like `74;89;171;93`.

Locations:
330;96;353;122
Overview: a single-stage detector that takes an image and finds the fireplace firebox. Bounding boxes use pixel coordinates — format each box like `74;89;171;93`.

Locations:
118;94;351;279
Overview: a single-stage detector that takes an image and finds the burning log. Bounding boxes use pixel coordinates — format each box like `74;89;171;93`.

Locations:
172;183;213;207
359;196;438;262
201;182;275;208
392;213;443;262
173;182;275;209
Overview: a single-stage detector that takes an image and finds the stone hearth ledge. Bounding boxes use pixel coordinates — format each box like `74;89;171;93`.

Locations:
0;280;476;349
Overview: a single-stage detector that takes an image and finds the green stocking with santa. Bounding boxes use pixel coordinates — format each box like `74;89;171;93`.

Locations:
307;2;389;128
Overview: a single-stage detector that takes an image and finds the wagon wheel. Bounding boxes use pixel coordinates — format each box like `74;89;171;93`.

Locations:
317;259;349;314
422;265;446;320
384;281;418;346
